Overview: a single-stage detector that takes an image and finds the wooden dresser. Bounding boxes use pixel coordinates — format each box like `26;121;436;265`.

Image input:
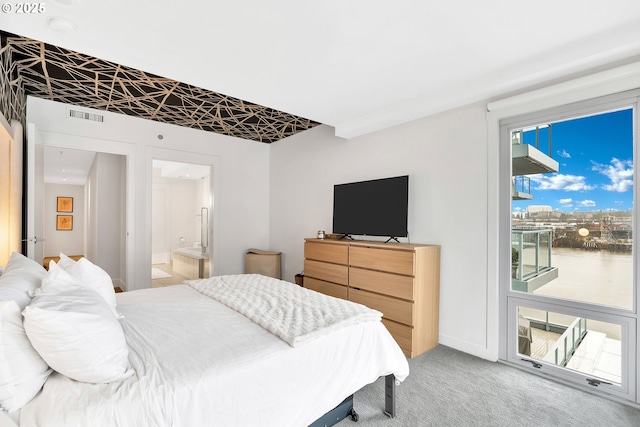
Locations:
303;238;440;358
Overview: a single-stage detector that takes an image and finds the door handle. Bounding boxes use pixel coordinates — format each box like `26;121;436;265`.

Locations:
22;236;46;244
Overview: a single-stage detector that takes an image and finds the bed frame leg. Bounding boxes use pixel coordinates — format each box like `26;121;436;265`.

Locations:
383;374;396;418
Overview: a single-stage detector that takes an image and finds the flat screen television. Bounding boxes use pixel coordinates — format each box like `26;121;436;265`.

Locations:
332;175;409;239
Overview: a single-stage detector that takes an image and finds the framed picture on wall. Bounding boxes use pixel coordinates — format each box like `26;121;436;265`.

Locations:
57;197;73;212
56;215;73;231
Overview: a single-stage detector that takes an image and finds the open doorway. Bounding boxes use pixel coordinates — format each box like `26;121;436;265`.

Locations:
151;159;213;288
41;146;127;287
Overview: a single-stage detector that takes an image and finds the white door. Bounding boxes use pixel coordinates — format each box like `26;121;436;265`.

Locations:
26;123;45;263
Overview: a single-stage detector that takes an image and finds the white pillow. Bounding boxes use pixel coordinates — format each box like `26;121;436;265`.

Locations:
49;256;120;318
56;252;76;270
0;300;52;412
0;252;46;310
39;260;78;292
22;276;133;384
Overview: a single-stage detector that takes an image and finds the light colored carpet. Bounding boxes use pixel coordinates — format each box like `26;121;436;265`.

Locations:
338;345;640;426
151;268;172;279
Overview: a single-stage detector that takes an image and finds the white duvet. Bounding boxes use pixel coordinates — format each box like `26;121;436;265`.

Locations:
18;283;409;427
188;274;383;347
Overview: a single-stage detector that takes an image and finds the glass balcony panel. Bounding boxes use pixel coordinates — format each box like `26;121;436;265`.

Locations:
539;231;551;271
512;227;558;293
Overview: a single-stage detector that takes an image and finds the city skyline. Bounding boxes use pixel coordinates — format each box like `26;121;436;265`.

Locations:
513;108;634;213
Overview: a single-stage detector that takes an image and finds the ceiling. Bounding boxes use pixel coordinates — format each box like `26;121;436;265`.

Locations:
152;160;211;181
43;149;211;186
2;1;640;141
44;147;210;185
43;145;95;185
3;35;318;143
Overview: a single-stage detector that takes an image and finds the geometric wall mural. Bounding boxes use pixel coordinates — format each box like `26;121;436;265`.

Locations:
0;34;27;127
3;32;318;143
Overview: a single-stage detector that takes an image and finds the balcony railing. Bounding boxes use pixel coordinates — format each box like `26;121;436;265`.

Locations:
511;125;559;176
512;125;553;158
512;176;532;200
512;226;558;292
542;317;588;366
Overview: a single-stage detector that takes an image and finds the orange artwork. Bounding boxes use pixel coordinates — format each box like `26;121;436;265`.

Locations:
57;197;73;212
56;215;73;231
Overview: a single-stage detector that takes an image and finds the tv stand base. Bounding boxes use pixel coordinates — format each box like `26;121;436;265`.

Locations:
338;234;355;240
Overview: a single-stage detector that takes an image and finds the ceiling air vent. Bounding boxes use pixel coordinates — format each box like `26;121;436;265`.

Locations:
67;108;104;123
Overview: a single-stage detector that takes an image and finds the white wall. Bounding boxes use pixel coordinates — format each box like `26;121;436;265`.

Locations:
270;103;490;359
86;155;98;263
27;96;271;290
85;152;125;284
43;183;85;257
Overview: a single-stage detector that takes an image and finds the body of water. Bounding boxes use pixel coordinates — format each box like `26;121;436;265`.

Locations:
518;247;632;340
533;247;633;310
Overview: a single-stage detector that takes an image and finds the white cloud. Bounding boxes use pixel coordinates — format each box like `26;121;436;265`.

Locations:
557;149;571;158
577;200;596;207
559;198;573;206
592;158;633;192
530;174;594;191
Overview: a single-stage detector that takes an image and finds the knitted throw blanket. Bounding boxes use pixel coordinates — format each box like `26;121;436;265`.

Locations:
187;274;382;347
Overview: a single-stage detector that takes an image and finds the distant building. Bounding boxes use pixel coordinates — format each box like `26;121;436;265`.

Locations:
526;205;552;214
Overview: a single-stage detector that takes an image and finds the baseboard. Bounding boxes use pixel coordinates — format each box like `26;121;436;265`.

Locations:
438;334;498;362
112;278;126;293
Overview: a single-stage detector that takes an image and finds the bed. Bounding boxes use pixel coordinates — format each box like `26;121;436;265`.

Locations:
0;253;409;427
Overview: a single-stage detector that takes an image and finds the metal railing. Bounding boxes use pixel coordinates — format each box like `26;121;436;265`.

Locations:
542;317;588;366
512;124;553;158
513;175;531;195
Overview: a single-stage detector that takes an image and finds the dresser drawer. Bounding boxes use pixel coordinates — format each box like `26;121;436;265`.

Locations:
304;241;348;264
349;246;414;276
304;277;348;300
349;288;414;326
382;318;413;357
349;267;415;301
304;259;348;285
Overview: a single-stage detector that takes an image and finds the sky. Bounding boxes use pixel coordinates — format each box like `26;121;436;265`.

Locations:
512;108;634;213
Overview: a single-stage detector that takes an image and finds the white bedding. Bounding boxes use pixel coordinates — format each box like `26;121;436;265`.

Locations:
18;283;409;427
188;274;382;346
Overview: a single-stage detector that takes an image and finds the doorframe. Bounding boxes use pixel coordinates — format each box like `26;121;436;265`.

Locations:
26;127;136;289
25;123;44;264
145;146;220;287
